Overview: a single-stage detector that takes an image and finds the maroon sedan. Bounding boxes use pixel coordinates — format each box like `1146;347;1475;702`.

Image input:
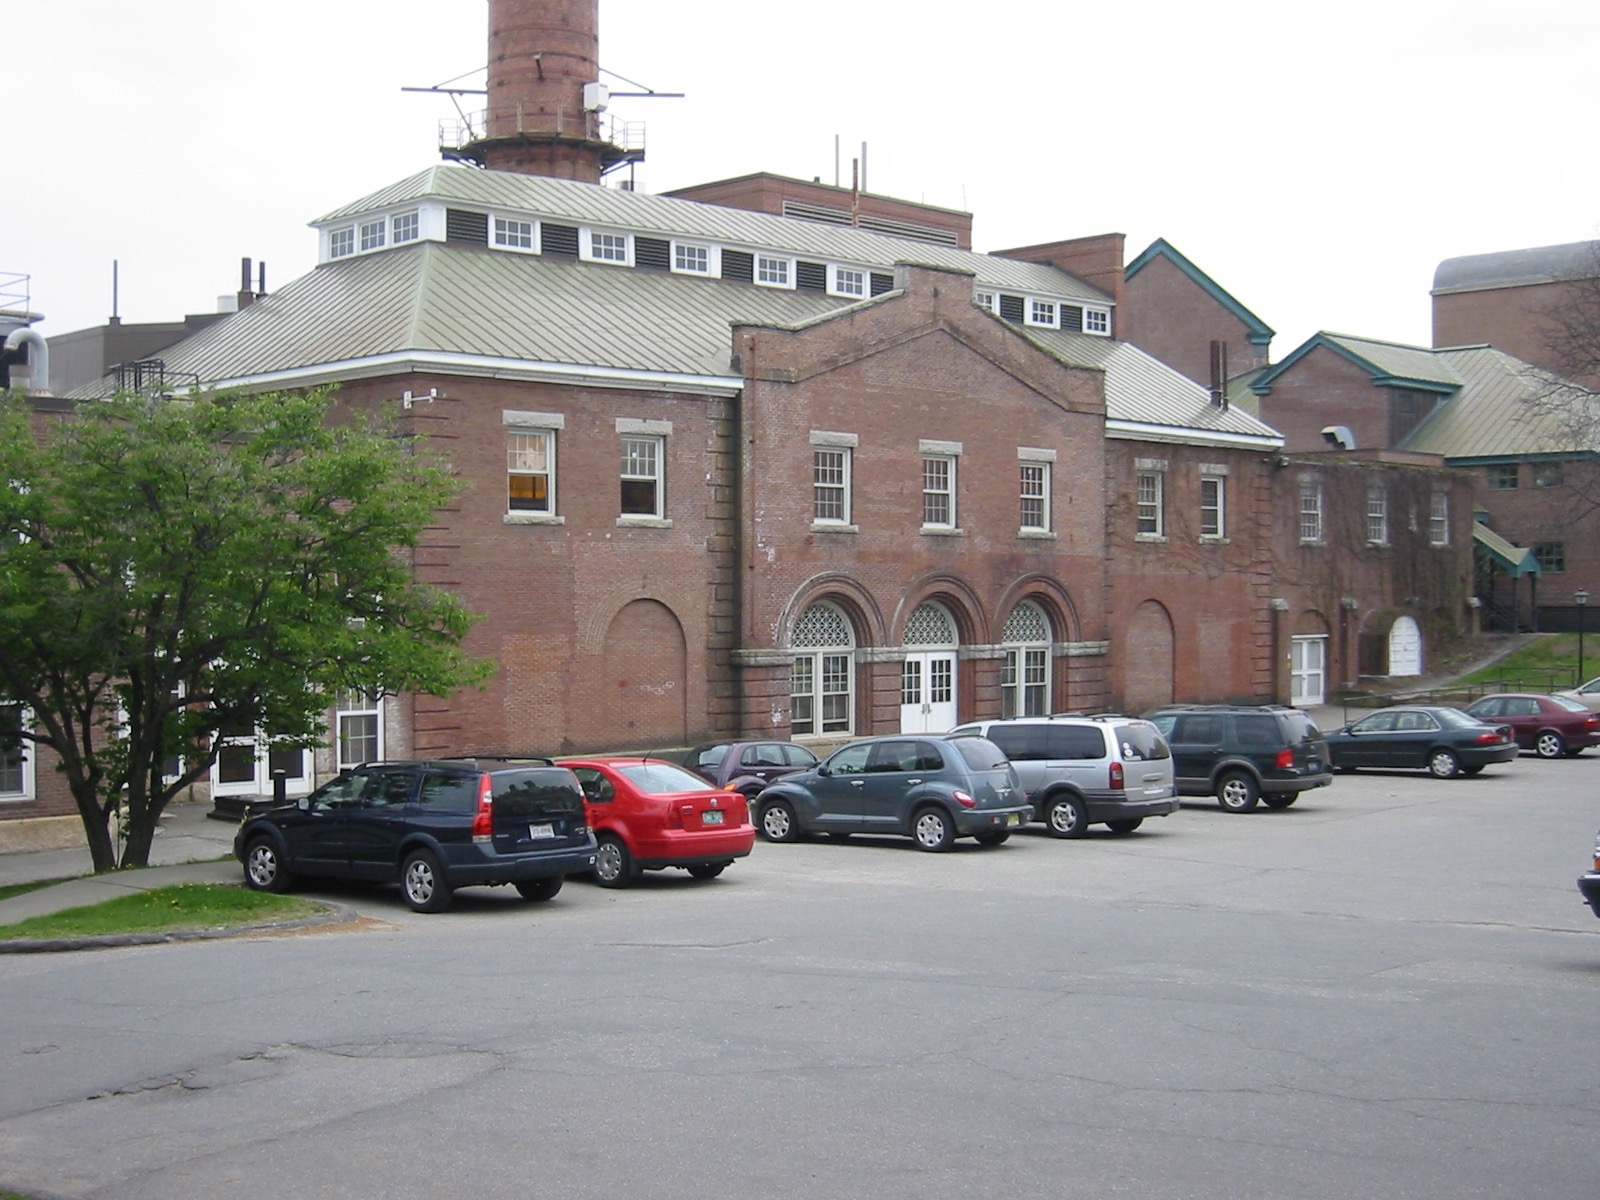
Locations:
1464;693;1600;759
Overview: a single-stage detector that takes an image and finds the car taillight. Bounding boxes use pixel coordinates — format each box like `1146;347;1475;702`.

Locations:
667;803;685;829
1276;749;1295;770
1109;761;1124;791
1475;731;1503;745
471;774;494;843
953;790;977;808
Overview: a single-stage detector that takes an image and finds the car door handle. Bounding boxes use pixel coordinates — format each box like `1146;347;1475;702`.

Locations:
906;778;923;785
850;780;865;787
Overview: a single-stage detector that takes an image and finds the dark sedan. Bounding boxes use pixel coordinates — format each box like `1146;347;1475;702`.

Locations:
1324;706;1518;778
1464;693;1600;758
683;740;819;797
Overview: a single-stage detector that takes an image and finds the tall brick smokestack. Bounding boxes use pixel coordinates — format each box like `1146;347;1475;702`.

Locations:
476;0;605;181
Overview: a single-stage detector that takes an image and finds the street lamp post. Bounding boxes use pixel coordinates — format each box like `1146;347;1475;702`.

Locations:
1577;589;1591;687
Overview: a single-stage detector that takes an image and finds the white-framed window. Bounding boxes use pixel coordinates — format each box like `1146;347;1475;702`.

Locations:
1299;481;1324;543
1136;469;1164;537
828;265;866;298
335;690;383;770
1429;492;1450;546
1020;459;1050;532
494;216;536;251
1027;298;1058;328
508;428;555;514
1001;602;1053;719
392;210;420;244
1366;486;1388;545
974;289;996;313
1200;474;1226;539
1084;307;1110;335
328;227;355;259
756;254;793;288
672;241;714;275
1487;463;1519;490
791;602;855;737
620;434;664;517
814;447;851;524
586;228;631;265
922;453;957;529
0;701;34;799
359;218;387;252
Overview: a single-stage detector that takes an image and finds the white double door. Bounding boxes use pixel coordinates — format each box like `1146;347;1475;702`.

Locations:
212;722;312;798
901;651;957;733
1290;636;1328;707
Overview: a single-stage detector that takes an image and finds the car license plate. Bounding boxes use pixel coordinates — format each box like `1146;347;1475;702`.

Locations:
1006;813;1021;827
529;823;555;840
703;810;725;825
1308;760;1319;770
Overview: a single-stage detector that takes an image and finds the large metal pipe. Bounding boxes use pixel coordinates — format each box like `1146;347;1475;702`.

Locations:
4;326;49;395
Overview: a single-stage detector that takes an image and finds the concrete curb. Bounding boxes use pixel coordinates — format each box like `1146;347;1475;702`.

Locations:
0;899;362;954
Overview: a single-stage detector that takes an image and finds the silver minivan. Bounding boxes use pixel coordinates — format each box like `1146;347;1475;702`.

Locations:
947;716;1179;838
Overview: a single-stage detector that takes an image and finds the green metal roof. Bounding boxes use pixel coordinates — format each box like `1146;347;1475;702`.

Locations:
1472;521;1540;577
1401;345;1597;460
1253;333;1465;395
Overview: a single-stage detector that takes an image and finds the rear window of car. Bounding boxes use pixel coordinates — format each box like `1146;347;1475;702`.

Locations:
784;745;819;768
617;762;717;795
951;737;1009;772
692;744;729;769
490;768;586;817
417;771;479;815
1436;708;1480;729
1280;713;1320;742
1112;723;1170;760
1551;695;1587;713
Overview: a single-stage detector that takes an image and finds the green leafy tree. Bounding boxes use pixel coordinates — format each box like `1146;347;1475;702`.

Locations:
0;388;491;871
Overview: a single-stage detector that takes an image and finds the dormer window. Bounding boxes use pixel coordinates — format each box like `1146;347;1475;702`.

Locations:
756;254;793;288
1027;299;1058;328
1084;307;1110;335
672;241;715;275
393;211;420;244
586;228;631;265
494;216;536;251
329;227;355;259
359;219;387;252
974;290;996;313
829;265;866;298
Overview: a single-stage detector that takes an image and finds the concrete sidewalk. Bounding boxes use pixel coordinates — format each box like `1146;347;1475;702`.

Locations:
0;801;242;927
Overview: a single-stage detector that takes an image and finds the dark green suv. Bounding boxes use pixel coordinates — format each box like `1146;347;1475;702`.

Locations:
1143;706;1332;812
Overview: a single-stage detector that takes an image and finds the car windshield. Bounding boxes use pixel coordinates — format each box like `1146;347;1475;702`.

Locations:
618;762;719;795
1434;708;1481;729
951;737;1009;772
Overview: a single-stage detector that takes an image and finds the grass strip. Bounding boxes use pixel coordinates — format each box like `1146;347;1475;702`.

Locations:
0;883;323;940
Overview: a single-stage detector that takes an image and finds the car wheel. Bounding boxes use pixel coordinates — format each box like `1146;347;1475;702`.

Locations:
401;849;453;913
687;862;728;880
1044;794;1090;839
1536;731;1566;759
1217;771;1260;812
593;835;638;888
974;831;1010;847
1261;795;1297;810
911;806;956;852
1106;818;1144;833
243;836;293;894
515;876;563;902
759;800;800;843
1428;749;1461;779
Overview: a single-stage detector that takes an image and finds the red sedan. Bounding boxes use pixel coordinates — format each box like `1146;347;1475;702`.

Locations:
1464;693;1600;758
561;758;755;887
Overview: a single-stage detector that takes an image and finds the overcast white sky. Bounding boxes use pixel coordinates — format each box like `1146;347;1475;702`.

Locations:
9;0;1600;360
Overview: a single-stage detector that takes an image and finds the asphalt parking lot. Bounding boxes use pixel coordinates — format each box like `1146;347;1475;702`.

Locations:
2;754;1597;1199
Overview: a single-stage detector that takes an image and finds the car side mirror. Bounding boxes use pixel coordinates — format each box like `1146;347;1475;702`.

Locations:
298;796;310;810
816;764;831;777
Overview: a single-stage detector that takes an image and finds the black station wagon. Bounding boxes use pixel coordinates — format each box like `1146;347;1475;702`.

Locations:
235;758;597;912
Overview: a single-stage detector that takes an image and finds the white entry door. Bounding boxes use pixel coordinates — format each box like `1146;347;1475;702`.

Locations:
900;651;957;733
1388;616;1423;677
1290;636;1328;707
212;721;311;798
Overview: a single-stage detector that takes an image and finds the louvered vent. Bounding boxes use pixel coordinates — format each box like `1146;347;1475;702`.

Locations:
1061;306;1083;333
999;294;1025;323
635;237;670;271
722;250;754;283
446;209;489;244
541;224;580;258
797;261;827;292
870;272;894;296
780;201;961;247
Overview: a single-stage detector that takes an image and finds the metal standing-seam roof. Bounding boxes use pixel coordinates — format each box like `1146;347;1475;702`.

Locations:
314;166;1113;305
1401;345;1595;460
1433;241;1600;294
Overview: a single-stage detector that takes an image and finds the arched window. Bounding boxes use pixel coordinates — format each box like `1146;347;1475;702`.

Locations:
791;602;855;736
1002;601;1052;718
